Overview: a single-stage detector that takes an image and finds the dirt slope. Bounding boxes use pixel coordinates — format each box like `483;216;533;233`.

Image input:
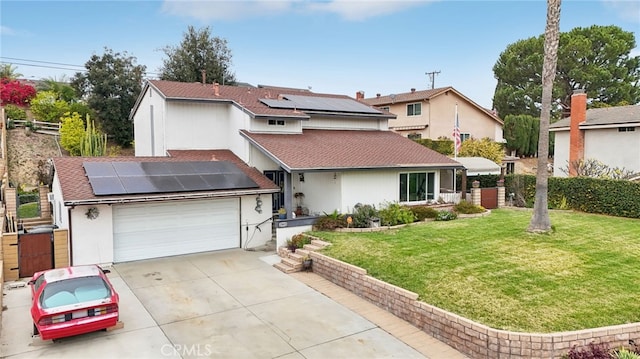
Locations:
6;129;61;188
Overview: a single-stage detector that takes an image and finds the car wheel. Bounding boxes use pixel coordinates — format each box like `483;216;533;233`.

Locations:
32;323;39;336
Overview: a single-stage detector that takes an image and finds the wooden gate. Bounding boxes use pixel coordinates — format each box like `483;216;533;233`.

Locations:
480;188;498;209
19;232;53;277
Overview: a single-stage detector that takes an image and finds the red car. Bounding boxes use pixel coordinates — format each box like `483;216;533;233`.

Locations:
29;265;119;340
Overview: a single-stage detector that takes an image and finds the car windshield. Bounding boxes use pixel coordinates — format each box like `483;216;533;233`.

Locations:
40;276;111;309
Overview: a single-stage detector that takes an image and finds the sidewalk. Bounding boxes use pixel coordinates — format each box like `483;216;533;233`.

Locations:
290;271;469;359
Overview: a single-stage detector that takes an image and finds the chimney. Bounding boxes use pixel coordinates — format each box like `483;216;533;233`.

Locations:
355;91;364;101
201;69;206;84
411;88;416;93
568;89;586;176
376;93;381;98
213;82;220;96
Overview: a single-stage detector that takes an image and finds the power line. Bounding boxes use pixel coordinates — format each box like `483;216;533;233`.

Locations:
0;57;162;78
0;56;85;69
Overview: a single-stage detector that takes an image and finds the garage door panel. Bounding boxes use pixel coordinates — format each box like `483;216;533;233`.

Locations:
113;199;239;262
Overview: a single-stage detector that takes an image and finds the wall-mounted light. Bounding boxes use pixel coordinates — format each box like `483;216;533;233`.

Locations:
255;195;263;214
85;207;99;220
298;173;305;182
333;172;337;180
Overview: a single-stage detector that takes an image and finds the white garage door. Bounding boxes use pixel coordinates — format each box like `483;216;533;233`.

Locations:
113;198;239;262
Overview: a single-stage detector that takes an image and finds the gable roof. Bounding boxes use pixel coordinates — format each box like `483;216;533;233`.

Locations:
130;80;394;121
549;105;640;131
240;129;462;172
53;150;278;206
362;86;503;125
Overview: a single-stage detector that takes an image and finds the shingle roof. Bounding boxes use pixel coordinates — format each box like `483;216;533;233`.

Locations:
240;129;462;171
549;105;640;130
137;80;392;120
53;150;278;204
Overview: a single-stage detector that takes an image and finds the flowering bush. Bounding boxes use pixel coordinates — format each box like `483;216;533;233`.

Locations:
0;78;36;106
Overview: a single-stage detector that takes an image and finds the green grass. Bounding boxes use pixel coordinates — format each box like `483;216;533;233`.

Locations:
18;202;39;218
311;209;640;333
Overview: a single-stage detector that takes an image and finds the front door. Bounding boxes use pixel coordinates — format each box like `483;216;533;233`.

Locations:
264;170;285;213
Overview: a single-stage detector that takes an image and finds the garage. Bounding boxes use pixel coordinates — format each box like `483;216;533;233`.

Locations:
113;198;239;262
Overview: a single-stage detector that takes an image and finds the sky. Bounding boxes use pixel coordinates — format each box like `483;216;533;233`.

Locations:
1;0;638;109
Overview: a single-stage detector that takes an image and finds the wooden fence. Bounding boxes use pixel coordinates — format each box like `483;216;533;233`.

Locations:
9;119;60;134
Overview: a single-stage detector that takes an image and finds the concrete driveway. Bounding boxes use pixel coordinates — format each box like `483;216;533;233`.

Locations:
1;249;426;358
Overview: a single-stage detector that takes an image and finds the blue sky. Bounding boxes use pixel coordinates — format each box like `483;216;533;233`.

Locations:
1;0;638;108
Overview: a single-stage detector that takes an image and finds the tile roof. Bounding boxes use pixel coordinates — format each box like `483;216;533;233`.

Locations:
240;129;462;171
53;150;278;204
549;105;640;129
139;80;392;120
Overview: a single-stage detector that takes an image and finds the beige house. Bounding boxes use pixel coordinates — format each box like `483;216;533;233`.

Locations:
360;87;504;143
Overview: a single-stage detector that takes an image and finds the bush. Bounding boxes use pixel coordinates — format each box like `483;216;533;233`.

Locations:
351;203;378;228
378;202;415;226
29;90;70;122
313;211;347;231
0;78;36;106
435;210;457;221
453;201;486;214
3;104;27;120
59;112;85;155
287;233;310;251
409;205;438;221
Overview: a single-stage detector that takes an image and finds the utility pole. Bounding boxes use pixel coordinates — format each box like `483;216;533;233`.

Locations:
425;70;441;89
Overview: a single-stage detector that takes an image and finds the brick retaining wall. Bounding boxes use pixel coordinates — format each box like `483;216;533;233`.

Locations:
309;252;640;359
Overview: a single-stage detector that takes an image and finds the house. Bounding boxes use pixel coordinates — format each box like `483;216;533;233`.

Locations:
131;81;463;245
50;151;279;265
549;90;640;177
359;87;504;143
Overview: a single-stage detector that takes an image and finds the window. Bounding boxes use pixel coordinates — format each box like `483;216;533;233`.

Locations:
618;127;635;132
380;106;390;112
407;103;421;116
268;119;285;126
407;133;422;140
461;133;471;142
400;172;435;202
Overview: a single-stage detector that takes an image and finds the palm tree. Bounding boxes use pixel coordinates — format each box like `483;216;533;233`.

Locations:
528;0;561;232
38;76;77;102
0;64;22;80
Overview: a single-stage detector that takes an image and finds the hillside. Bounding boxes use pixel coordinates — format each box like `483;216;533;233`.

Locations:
6;129;61;189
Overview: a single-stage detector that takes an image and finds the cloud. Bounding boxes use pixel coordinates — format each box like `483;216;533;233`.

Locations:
161;0;433;21
602;0;640;23
0;26;15;36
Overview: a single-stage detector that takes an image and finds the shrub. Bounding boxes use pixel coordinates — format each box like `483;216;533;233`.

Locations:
435;210;457;221
351;203;378;228
29;90;70;122
614;348;640;359
3;103;27;120
564;343;611;359
287;233;310;251
0;78;36;105
59;112;85;155
313;212;347;231
409;205;438;221
378;202;415;226
453;200;486;214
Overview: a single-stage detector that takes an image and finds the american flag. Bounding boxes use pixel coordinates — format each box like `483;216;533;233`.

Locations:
453;104;461;156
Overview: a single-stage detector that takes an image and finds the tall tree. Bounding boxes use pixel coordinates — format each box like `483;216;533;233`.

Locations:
71;48;145;146
493;25;640;119
159;26;235;85
528;0;561;233
0;64;22;80
37;76;77;103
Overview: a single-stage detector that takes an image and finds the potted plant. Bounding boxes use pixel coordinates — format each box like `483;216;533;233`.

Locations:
294;192;305;215
278;207;286;219
301;254;312;271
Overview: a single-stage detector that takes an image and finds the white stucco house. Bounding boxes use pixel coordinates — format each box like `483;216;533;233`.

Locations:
50;80;464;265
549;90;640;177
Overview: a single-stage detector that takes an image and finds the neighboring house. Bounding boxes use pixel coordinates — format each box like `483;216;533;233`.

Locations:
360;87;504;143
50;151;279;265
549;90;640;177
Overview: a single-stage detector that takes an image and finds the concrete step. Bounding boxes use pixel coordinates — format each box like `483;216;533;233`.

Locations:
311;239;331;248
303;244;323;251
293;249;310;257
280;257;303;270
273;262;298;274
288;252;306;262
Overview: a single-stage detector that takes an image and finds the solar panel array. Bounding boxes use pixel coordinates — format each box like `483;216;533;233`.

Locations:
83;161;259;196
260;94;381;114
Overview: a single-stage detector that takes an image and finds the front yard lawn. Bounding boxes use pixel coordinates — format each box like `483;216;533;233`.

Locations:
311;209;640;333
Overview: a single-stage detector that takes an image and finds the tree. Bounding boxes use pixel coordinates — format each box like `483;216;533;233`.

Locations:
29;91;70;122
0;64;22;80
458;137;504;165
561;158;637;179
59;112;85;156
159;26;236;85
71;48;146;146
37;76;77;103
493;25;640;119
528;0;561;233
503;114;539;157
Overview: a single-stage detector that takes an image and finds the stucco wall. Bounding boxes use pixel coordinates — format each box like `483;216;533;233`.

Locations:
584;128;640;173
165;102;232;151
553;131;570;177
240;194;274;249
304;116;387;131
71;204;114;266
134;86;167;156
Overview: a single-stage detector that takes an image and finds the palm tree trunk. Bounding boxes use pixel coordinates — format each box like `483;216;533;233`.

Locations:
528;0;561;233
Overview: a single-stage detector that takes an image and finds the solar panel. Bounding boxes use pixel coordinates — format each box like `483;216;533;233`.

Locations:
83;161;258;196
260;94;381;114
